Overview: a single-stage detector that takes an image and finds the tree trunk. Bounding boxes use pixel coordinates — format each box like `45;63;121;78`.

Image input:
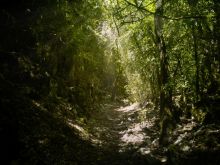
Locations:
154;0;168;118
154;0;171;146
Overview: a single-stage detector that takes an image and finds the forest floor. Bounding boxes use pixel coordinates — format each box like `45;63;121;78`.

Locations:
83;101;220;165
3;97;220;165
86;101;166;165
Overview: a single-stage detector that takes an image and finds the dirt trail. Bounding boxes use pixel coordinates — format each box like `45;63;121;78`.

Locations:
83;101;220;165
87;102;166;165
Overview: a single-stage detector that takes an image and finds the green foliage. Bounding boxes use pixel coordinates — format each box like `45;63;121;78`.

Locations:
28;0;122;109
0;0;123;162
1;0;220;163
108;0;220;148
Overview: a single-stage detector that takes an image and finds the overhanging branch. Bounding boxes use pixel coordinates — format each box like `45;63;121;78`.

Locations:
123;0;207;20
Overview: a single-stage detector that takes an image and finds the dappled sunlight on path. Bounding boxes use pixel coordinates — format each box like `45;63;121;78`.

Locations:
115;103;157;148
87;101;166;164
116;102;140;113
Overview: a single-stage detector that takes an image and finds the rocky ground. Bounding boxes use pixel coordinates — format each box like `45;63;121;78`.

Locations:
86;101;165;165
2;97;220;165
86;101;220;165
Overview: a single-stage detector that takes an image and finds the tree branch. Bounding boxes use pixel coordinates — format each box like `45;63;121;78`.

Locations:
123;0;207;20
120;16;146;25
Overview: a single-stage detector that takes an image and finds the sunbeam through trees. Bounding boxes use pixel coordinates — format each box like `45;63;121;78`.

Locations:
0;0;220;164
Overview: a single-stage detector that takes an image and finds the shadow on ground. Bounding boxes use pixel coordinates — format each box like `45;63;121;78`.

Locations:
87;102;164;165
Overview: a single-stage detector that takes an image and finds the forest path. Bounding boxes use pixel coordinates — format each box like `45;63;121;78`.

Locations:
87;101;166;165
